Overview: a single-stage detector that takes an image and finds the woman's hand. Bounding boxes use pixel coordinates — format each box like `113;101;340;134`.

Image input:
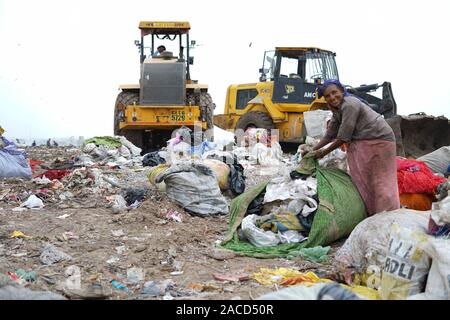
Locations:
301;149;309;157
311;149;325;159
302;149;324;159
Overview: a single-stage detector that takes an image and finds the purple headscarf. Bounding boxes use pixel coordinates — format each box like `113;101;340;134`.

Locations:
317;79;349;98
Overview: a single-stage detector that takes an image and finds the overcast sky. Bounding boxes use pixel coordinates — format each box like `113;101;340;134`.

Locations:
1;0;449;140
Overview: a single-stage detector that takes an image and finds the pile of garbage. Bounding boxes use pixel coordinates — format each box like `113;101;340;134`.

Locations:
77;136;143;168
334;194;450;300
0;131;154;213
1;112;450;300
144;126;287;217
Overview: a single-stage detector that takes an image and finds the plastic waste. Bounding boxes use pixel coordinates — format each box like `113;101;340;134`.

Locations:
278;230;307;244
15;269;37;282
241;214;280;247
110;280;129;293
142;151;166;167
10;231;32;239
107;195;128;214
142;279;174;297
166;209;184;222
124;187;149;206
246;190;266;216
40;244;72;265
317;283;361;300
303;110;333;139
19;195;44;209
288;246;330;263
126;268;145;284
229;162;246;195
203;158;231;191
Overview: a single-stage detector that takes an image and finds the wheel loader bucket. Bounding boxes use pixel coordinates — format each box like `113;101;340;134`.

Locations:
386;113;450;158
213;114;232;130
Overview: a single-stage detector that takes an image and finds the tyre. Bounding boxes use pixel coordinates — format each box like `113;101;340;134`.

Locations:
236;111;275;131
113;91;144;151
199;92;215;140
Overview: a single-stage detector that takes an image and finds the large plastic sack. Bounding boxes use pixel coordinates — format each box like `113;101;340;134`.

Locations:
0;150;32;180
155;162;228;216
203;152;246;195
336;209;430;274
397;158;446;194
203;159;230;191
303;110;333;139
380;223;431;300
417;146;450;175
423;238;450;299
303;162;366;247
222;159;366;257
409;238;450;300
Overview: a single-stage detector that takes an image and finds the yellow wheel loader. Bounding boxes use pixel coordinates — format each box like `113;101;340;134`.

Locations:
214;47;449;157
114;21;215;153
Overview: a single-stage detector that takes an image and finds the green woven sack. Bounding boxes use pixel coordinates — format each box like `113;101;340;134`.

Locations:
221;160;367;258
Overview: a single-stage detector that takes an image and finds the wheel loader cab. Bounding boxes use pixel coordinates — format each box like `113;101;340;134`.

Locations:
260;48;339;105
114;21;215;152
214;46;401;147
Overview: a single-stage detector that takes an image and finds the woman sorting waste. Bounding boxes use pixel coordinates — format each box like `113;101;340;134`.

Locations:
303;79;400;216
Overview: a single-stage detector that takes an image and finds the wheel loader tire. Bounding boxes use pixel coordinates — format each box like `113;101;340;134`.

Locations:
114;91;144;151
199;92;215;140
199;92;214;129
236;111;275;132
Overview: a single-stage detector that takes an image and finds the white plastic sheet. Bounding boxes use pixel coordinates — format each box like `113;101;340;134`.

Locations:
19;195;44;209
303;110;333;139
264;176;317;203
241;214;280;247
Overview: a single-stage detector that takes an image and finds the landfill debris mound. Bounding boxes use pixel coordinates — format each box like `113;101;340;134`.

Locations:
1;121;449;300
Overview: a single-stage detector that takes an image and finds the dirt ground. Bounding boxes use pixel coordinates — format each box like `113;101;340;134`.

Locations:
0;146;342;300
